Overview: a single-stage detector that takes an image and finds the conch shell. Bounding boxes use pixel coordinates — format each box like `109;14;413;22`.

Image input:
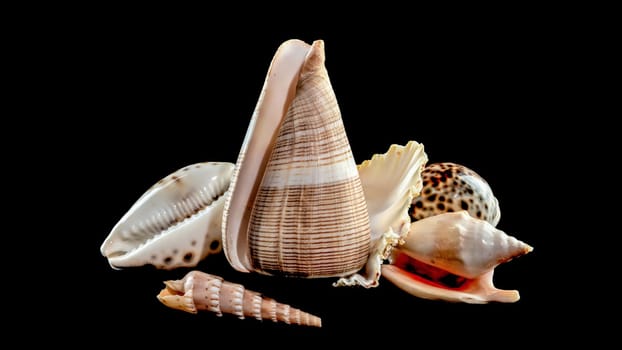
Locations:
222;39;371;278
382;210;533;303
158;271;322;327
100;162;234;269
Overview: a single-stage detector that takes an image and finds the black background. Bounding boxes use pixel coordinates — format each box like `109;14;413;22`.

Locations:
23;10;585;345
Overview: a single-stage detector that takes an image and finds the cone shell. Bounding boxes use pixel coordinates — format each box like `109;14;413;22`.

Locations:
222;39;370;278
157;271;322;327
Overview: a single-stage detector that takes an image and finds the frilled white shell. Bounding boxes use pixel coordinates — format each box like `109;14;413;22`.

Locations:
335;141;428;287
100;162;234;269
411;162;501;226
382;210;533;303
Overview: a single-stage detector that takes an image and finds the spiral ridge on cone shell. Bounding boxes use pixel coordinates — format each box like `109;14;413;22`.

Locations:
157;271;322;327
222;39;371;278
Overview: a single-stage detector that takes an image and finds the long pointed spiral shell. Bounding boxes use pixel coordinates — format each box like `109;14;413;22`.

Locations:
157;271;322;327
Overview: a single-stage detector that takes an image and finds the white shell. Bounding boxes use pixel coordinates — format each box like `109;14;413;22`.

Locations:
335;141;428;287
382;211;533;303
222;39;370;278
360;141;427;248
100;162;234;269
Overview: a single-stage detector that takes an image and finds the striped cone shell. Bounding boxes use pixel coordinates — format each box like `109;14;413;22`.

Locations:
223;39;371;278
157;271;322;327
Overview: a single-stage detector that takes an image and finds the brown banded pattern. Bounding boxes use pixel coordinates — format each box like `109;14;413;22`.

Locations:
223;39;371;278
246;43;370;277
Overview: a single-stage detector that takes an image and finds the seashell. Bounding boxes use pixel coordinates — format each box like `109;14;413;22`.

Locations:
359;142;428;248
222;39;371;278
382;210;533;303
100;162;234;269
410;162;500;226
334;141;428;287
157;270;322;327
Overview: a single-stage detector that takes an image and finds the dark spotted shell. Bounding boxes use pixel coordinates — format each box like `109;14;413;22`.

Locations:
409;162;500;226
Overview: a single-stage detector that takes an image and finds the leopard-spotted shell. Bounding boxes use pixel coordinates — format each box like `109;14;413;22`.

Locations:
409;162;500;226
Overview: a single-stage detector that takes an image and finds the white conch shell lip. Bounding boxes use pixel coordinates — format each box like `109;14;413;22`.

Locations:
101;162;234;269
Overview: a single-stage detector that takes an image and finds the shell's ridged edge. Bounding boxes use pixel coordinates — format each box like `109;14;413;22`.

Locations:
358;141;425;171
157;271;322;327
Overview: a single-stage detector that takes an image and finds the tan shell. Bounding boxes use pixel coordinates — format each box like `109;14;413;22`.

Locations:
157;271;321;327
222;39;370;278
